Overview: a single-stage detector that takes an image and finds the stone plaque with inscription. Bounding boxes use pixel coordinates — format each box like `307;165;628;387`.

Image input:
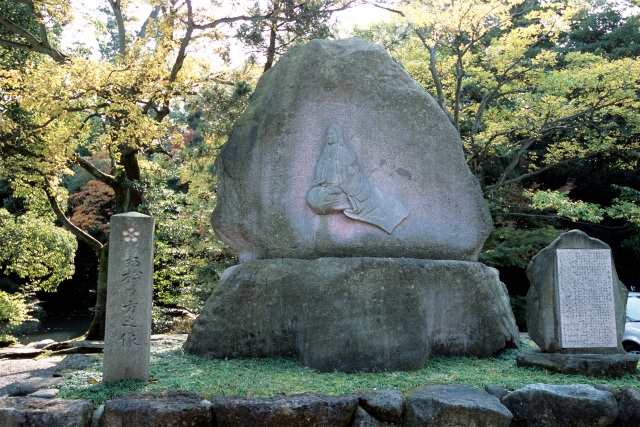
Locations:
526;230;628;354
103;212;155;383
557;249;617;348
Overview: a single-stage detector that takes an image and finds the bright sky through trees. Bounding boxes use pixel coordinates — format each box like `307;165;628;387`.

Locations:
61;0;393;67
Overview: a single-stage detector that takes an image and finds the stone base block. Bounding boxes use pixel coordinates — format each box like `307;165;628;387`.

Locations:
617;387;640;425
516;350;639;377
404;384;512;427
0;397;93;427
503;384;618;427
211;393;358;427
184;258;519;372
102;390;213;427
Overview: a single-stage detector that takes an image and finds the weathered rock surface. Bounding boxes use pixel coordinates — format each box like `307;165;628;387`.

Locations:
0;397;93;427
516;350;639;377
0;347;43;359
212;37;491;262
403;384;512;427
526;230;627;353
27;389;59;399
43;340;104;355
485;385;509;401
102;390;212;427
210;393;358;427
616;387;640;426
52;354;97;377
503;384;618;426
357;390;403;424
0;377;63;398
26;339;56;349
184;258;519;372
352;407;394;426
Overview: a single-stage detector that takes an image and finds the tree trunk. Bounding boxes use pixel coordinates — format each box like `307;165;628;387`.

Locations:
85;152;143;340
263;24;277;72
85;243;109;340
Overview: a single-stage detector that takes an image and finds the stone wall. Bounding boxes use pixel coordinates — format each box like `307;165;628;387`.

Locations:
3;384;640;426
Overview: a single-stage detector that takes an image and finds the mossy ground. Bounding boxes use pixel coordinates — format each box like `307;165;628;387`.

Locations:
57;337;640;407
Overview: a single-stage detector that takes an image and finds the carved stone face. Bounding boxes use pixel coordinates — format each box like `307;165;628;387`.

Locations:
326;128;338;145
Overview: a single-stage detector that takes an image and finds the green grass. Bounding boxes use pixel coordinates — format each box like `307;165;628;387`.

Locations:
57;337;640;406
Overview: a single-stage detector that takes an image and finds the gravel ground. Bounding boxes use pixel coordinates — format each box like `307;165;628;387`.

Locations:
0;334;186;398
0;355;66;397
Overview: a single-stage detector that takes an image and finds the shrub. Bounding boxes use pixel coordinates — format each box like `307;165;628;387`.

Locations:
0;290;28;345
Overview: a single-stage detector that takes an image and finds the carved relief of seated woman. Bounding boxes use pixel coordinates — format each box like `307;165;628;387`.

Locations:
306;124;409;233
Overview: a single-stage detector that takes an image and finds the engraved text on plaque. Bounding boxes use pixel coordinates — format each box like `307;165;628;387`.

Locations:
557;249;617;348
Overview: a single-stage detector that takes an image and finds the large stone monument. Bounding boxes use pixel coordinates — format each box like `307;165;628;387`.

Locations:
518;230;638;376
184;38;518;372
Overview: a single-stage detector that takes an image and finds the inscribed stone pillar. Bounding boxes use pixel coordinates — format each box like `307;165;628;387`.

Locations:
103;212;154;383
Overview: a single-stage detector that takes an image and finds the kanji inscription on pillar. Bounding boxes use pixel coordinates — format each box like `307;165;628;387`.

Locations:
103;212;154;383
557;249;617;348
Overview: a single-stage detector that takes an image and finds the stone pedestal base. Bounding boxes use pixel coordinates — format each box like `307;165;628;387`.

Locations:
184;258;519;372
516;350;639;377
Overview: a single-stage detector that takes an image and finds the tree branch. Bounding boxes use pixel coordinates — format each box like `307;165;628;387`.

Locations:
193;1;356;30
361;1;404;17
415;30;454;125
168;0;194;85
139;5;161;39
497;212;632;230
43;181;104;252
74;155;116;186
0;15;66;63
491;128;561;189
486;149;631;192
108;0;127;56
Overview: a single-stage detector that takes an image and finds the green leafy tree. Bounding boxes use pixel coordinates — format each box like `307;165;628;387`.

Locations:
0;207;77;293
0;290;28;345
357;0;640;287
237;0;353;71
140;74;253;330
1;0;340;338
0;1;79;340
0;203;77;343
560;0;640;59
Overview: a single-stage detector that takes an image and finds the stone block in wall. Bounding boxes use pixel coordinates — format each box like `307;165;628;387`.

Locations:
210;392;358;427
352;407;394;426
404;384;512;427
616;387;640;426
502;384;618;426
0;397;93;427
357;390;403;425
101;390;212;427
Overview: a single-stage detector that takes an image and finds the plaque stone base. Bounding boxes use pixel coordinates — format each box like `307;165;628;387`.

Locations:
516;350;639;377
184;258;519;372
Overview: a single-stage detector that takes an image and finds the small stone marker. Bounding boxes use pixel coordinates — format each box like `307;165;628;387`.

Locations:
526;230;627;353
522;230;638;377
103;212;154;383
556;249;617;348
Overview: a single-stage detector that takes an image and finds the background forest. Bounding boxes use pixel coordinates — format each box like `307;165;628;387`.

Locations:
1;0;639;342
